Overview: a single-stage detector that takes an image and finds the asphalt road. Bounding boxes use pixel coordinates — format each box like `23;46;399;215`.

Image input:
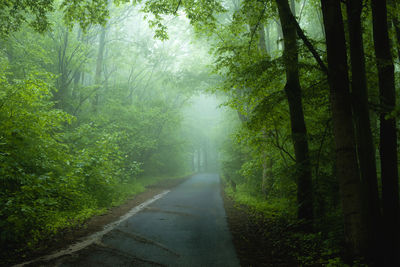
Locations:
56;173;240;267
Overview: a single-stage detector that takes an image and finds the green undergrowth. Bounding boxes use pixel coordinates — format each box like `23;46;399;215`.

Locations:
1;173;190;265
108;182;146;207
138;171;194;188
224;182;349;266
225;183;296;219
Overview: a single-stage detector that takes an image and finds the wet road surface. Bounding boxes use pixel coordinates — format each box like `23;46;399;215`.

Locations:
53;174;239;267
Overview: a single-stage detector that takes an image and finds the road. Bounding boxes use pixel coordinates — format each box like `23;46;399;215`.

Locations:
46;174;240;267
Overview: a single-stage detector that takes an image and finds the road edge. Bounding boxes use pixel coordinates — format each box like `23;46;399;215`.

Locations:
8;175;192;267
14;191;170;267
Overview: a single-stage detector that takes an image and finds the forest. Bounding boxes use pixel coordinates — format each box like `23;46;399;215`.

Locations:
1;0;400;266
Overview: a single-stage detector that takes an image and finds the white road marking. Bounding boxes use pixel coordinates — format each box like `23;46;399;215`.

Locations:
14;190;170;267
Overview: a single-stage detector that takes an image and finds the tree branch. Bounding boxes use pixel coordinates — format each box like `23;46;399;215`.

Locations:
271;125;296;163
248;3;267;53
174;0;182;14
287;12;328;74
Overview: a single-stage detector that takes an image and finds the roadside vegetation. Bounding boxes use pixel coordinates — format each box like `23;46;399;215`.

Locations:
0;3;212;263
1;0;400;266
214;0;400;265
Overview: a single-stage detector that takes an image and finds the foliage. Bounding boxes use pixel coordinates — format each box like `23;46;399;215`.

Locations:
1;0;399;265
0;4;208;263
225;181;345;266
0;0;134;36
202;0;355;264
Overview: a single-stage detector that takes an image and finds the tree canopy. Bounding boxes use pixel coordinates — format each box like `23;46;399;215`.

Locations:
1;0;400;266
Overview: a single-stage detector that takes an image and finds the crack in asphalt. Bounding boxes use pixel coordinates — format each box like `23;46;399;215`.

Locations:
143;206;195;217
13;191;170;267
14;175;240;267
110;228;180;257
90;242;166;266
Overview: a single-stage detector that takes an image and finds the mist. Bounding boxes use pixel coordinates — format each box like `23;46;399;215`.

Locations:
2;0;399;265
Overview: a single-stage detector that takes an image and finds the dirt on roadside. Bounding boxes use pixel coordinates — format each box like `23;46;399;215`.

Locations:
7;176;190;267
221;185;297;267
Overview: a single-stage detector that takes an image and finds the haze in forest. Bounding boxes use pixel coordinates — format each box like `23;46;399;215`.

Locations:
1;0;400;266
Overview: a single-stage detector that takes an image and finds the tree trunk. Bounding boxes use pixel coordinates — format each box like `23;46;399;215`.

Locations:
265;23;271;53
388;0;400;61
227;175;236;192
197;148;201;172
192;151;195;172
262;156;273;198
320;0;369;258
345;0;381;262
237;110;247;122
393;20;400;61
204;141;208;172
371;0;400;265
276;20;283;50
289;0;295;15
72;71;81;99
54;30;70;110
72;27;83;100
276;0;313;229
93;26;107;112
258;24;267;54
316;4;325;38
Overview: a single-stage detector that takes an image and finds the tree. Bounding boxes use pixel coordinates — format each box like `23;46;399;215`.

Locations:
0;4;209;262
93;26;107;112
345;0;381;260
275;0;313;229
388;0;400;60
0;0;115;35
320;0;369;258
371;0;400;264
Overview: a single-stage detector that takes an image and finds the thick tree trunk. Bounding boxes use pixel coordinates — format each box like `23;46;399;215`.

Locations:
276;0;313;229
320;0;369;258
345;1;381;261
371;0;400;265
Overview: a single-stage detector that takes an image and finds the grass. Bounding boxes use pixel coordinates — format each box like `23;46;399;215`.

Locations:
139;171;194;187
225;183;296;219
2;172;193;265
223;180;351;266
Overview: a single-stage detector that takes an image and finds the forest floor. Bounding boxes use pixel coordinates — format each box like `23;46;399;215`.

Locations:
222;185;313;267
222;189;293;266
7;176;190;267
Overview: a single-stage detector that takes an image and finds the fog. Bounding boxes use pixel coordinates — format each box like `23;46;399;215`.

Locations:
5;1;389;265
